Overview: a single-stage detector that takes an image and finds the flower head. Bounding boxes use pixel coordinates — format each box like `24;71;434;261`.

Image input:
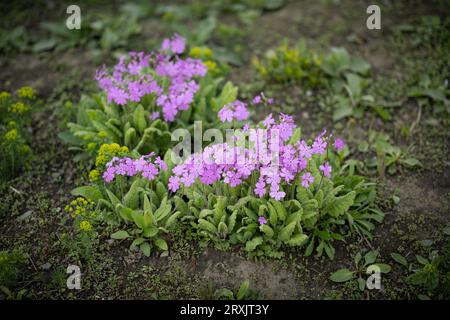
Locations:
301;172;314;188
319;162;332;178
258;216;267;225
334;138;344;151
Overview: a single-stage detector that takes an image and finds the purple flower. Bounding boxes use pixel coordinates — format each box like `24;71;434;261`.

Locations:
155;156;168;171
301;172;314;188
334;138;344;151
96;35;205;122
142;163;159;180
168;176;180;192
254;178;266;198
151;111;160;120
263;114;274;128
233;101;249;121
270;189;286;200
312;137;327;155
218;106;234;122
218;100;249;122
258;216;267;225
170;34;186;54
103;167;115;183
161;38;171;51
252;95;261;104
109;87;129;105
167;112;338;201
319;162;332;178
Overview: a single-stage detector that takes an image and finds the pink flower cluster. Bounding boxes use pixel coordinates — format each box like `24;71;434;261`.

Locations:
96;52;161;105
168;113;344;200
103;152;167;183
218;100;250;123
161;33;186;55
95;35;207;122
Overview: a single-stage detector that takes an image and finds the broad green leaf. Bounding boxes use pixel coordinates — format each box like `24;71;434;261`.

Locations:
286;234;308;246
237;280;249;300
278;222;296;242
155;238;168;251
111;230;130;240
271;200;287;222
267;202;278;226
131;211;145;229
391;252;408;267
198;218;217;234
330;268;354;282
364;250;378;266
372;263;391;273
71;186;103;201
245;236;263;251
327;191;355;217
106;188;121;207
154;203;171;222
259;224;274;238
140;242;151;256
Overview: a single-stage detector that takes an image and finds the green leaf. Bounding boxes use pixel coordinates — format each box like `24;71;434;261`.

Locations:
130;237;145;250
330;268;354;283
349;57;371;75
327;191;355;217
198;218;217;234
123;179;144;209
324;243;336;260
259;224;274;238
106;188;121;207
32;38;56;52
278;222;296;242
333;103;353;121
156;181;167;202
357;277;366;291
154;203;171;222
372;263;391;273
267;202;278;226
236;280;249;300
174;196;189;214
286;234;308;246
140;242;151;256
305;237;315;256
143;209;153;228
288;127;301;145
111;230;130;240
143;226;158;238
416;255;429;265
218;221;228;235
245;236;263;252
400;158;423;168
364;250;378;266
133;105;147;134
155;238;168;251
116;204;133;221
228;210;237;233
271;200;287;222
391;252;408;267
131;211;145;229
165;211;180;229
71;186;103;201
124;127;137;148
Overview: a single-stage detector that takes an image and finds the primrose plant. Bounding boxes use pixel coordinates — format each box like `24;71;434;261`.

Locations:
166;110;382;258
71;145;179;256
62;34;242;162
